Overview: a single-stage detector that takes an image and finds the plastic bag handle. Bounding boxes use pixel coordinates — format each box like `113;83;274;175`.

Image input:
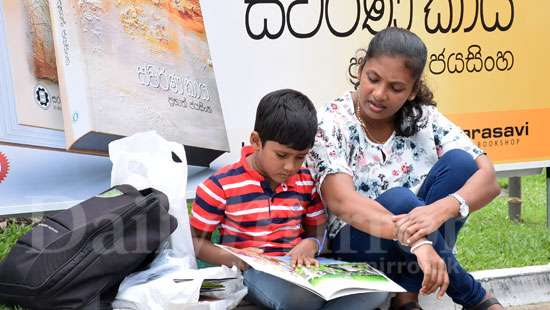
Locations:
168;142;187;166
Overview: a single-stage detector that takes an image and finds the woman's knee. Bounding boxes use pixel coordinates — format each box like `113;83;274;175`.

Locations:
377;187;423;215
440;149;478;177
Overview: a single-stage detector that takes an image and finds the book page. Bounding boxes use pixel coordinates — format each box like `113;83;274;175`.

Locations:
216;245;315;293
292;258;406;298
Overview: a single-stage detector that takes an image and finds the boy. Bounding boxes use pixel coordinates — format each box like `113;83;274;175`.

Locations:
190;89;327;309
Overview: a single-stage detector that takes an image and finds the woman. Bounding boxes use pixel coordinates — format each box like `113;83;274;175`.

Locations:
307;27;503;310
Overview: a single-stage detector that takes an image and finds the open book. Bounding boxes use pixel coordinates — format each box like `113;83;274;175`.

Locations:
217;245;405;301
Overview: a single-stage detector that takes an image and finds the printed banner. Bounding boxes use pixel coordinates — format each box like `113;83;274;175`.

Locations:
201;0;550;166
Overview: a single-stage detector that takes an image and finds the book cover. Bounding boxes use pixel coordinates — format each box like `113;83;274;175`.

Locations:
49;0;229;166
3;0;63;130
217;245;405;300
0;0;65;149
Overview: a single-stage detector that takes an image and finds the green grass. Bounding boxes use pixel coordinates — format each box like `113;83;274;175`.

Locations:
0;305;23;310
0;219;32;310
456;172;550;270
0;220;32;259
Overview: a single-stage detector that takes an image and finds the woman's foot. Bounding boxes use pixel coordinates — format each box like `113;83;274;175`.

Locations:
466;292;503;310
390;292;422;310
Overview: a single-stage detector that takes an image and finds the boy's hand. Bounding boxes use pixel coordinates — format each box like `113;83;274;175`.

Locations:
287;239;319;268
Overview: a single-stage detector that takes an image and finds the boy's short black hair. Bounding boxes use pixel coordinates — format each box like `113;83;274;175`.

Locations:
254;89;318;150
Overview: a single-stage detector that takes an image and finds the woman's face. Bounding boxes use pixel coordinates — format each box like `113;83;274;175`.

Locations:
355;55;418;123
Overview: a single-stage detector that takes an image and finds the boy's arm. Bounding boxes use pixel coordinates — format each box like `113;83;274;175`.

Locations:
300;181;328;254
287;183;327;267
191;227;249;270
191;176;263;270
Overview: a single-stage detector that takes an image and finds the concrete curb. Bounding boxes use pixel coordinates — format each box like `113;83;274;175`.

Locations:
418;264;550;309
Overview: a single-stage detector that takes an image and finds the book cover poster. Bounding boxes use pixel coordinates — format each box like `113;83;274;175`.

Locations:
55;0;228;153
2;0;63;130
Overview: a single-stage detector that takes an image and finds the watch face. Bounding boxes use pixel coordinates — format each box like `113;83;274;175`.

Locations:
459;204;469;218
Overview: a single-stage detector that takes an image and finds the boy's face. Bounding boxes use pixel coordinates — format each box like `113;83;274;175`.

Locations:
250;132;309;186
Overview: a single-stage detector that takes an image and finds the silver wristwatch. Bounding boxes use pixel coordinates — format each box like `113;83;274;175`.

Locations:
450;193;469;219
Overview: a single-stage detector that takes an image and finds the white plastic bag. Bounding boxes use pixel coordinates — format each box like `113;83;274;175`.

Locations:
109;131;195;261
113;256;247;310
110;132;247;309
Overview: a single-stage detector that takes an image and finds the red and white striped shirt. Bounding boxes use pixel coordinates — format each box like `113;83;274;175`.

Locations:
191;146;326;256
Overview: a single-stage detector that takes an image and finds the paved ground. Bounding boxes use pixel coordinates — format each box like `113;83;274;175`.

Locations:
237;302;550;309
507;304;550;310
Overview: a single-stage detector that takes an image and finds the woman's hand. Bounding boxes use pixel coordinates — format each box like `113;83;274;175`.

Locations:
413;243;449;298
392;200;453;245
287;239;319;268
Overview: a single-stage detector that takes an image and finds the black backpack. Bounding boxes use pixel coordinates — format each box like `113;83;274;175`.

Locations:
0;185;177;310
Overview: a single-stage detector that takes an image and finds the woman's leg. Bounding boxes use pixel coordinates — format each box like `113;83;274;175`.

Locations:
330;187;424;291
417;149;479;248
331;184;487;307
413;149;487;307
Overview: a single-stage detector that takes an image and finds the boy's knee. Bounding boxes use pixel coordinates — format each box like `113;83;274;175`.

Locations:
376;187;423;215
252;285;325;310
244;269;325;310
276;292;325;310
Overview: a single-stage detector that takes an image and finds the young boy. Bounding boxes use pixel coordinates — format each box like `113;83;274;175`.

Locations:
191;89;388;309
190;89;327;308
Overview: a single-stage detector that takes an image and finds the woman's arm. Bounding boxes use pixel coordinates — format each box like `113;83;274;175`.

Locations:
321;173;397;240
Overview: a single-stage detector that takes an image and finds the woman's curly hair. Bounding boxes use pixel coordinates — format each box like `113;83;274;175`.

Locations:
348;28;436;137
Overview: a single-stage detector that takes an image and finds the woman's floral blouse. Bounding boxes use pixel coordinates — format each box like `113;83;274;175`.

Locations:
306;91;484;238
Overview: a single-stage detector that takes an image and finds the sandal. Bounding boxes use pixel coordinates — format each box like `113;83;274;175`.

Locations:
463;297;502;310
